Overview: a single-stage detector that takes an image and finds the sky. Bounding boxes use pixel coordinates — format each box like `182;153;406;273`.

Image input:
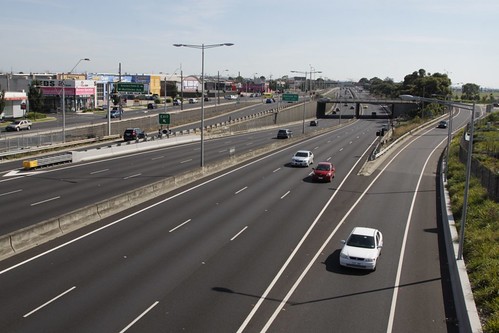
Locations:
1;0;498;88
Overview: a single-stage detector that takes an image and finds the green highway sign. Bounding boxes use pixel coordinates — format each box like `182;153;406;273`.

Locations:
159;113;171;125
116;82;144;93
282;93;299;102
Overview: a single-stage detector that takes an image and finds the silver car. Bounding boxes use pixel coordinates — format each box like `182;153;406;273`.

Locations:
6;119;32;131
291;150;314;167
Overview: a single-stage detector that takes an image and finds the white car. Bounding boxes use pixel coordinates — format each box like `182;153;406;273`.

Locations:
188;98;198;104
291;150;314;167
6;119;32;131
339;227;383;271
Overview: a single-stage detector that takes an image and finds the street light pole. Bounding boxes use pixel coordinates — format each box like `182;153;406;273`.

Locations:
291;70;308;134
62;58;90;143
399;94;476;260
173;43;234;167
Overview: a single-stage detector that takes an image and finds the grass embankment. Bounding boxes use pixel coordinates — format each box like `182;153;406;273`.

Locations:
446;112;499;332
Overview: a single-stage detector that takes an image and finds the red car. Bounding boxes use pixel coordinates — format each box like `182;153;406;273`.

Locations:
312;162;335;182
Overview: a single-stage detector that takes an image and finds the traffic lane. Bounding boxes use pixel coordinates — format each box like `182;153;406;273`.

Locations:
255;125;454;332
122;123;380;331
0;119;360;234
0;129;275;234
0;123;376;332
391;149;455;332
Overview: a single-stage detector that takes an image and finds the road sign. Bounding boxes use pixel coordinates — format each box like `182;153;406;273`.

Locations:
116;83;144;93
159;113;171;125
282;93;299;102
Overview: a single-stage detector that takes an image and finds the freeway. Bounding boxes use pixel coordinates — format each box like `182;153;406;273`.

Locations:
0;107;470;332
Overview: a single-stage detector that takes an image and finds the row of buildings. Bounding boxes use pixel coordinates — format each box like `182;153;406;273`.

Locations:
0;72;275;118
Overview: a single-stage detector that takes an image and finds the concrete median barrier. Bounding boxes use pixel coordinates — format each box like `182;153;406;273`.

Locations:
59;205;101;233
0;234;14;259
10;219;62;254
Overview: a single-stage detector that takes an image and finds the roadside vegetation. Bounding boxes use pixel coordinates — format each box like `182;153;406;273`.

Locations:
446;115;499;332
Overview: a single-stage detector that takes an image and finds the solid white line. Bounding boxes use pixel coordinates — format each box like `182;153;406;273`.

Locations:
231;226;248;241
119;301;159;333
90;169;109;175
235;186;248;194
169;219;192;233
237;138;378;333
0;189;23;197
23;286;76;318
259;126;447;332
386;134;446;333
280;191;290;199
123;173;141;179
30;196;61;206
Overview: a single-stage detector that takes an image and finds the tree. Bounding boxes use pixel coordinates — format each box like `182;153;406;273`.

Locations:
27;80;44;113
400;69;451;98
461;83;480;101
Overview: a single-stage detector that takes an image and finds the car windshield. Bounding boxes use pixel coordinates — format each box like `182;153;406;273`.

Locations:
347;234;375;249
295;152;308;157
316;164;330;171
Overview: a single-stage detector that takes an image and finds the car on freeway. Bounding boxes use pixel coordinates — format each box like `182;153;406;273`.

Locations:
339;227;383;271
309;120;318;126
312;162;335;182
437;120;448;128
291;150;314;167
147;103;157;109
123;127;147;141
106;109;122;118
5;119;32;131
277;129;292;139
350;105;355;110
173;99;181;106
188;98;198;104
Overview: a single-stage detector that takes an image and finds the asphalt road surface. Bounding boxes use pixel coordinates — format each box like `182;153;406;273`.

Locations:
0;106;471;332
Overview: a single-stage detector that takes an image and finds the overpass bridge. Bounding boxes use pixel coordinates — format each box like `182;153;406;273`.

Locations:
316;98;415;119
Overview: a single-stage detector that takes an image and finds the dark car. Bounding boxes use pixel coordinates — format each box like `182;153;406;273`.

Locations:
173;99;181;106
277;129;292;139
123;128;147;141
437;120;448;128
147;103;157;109
106;109;122;118
310;120;318;126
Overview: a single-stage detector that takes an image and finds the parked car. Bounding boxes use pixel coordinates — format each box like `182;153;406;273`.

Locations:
310;120;318;126
5;119;32;131
340;227;383;271
188;98;198;104
312;162;335;182
123;128;147;141
277;129;292;139
291;150;314;167
437;120;448;128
